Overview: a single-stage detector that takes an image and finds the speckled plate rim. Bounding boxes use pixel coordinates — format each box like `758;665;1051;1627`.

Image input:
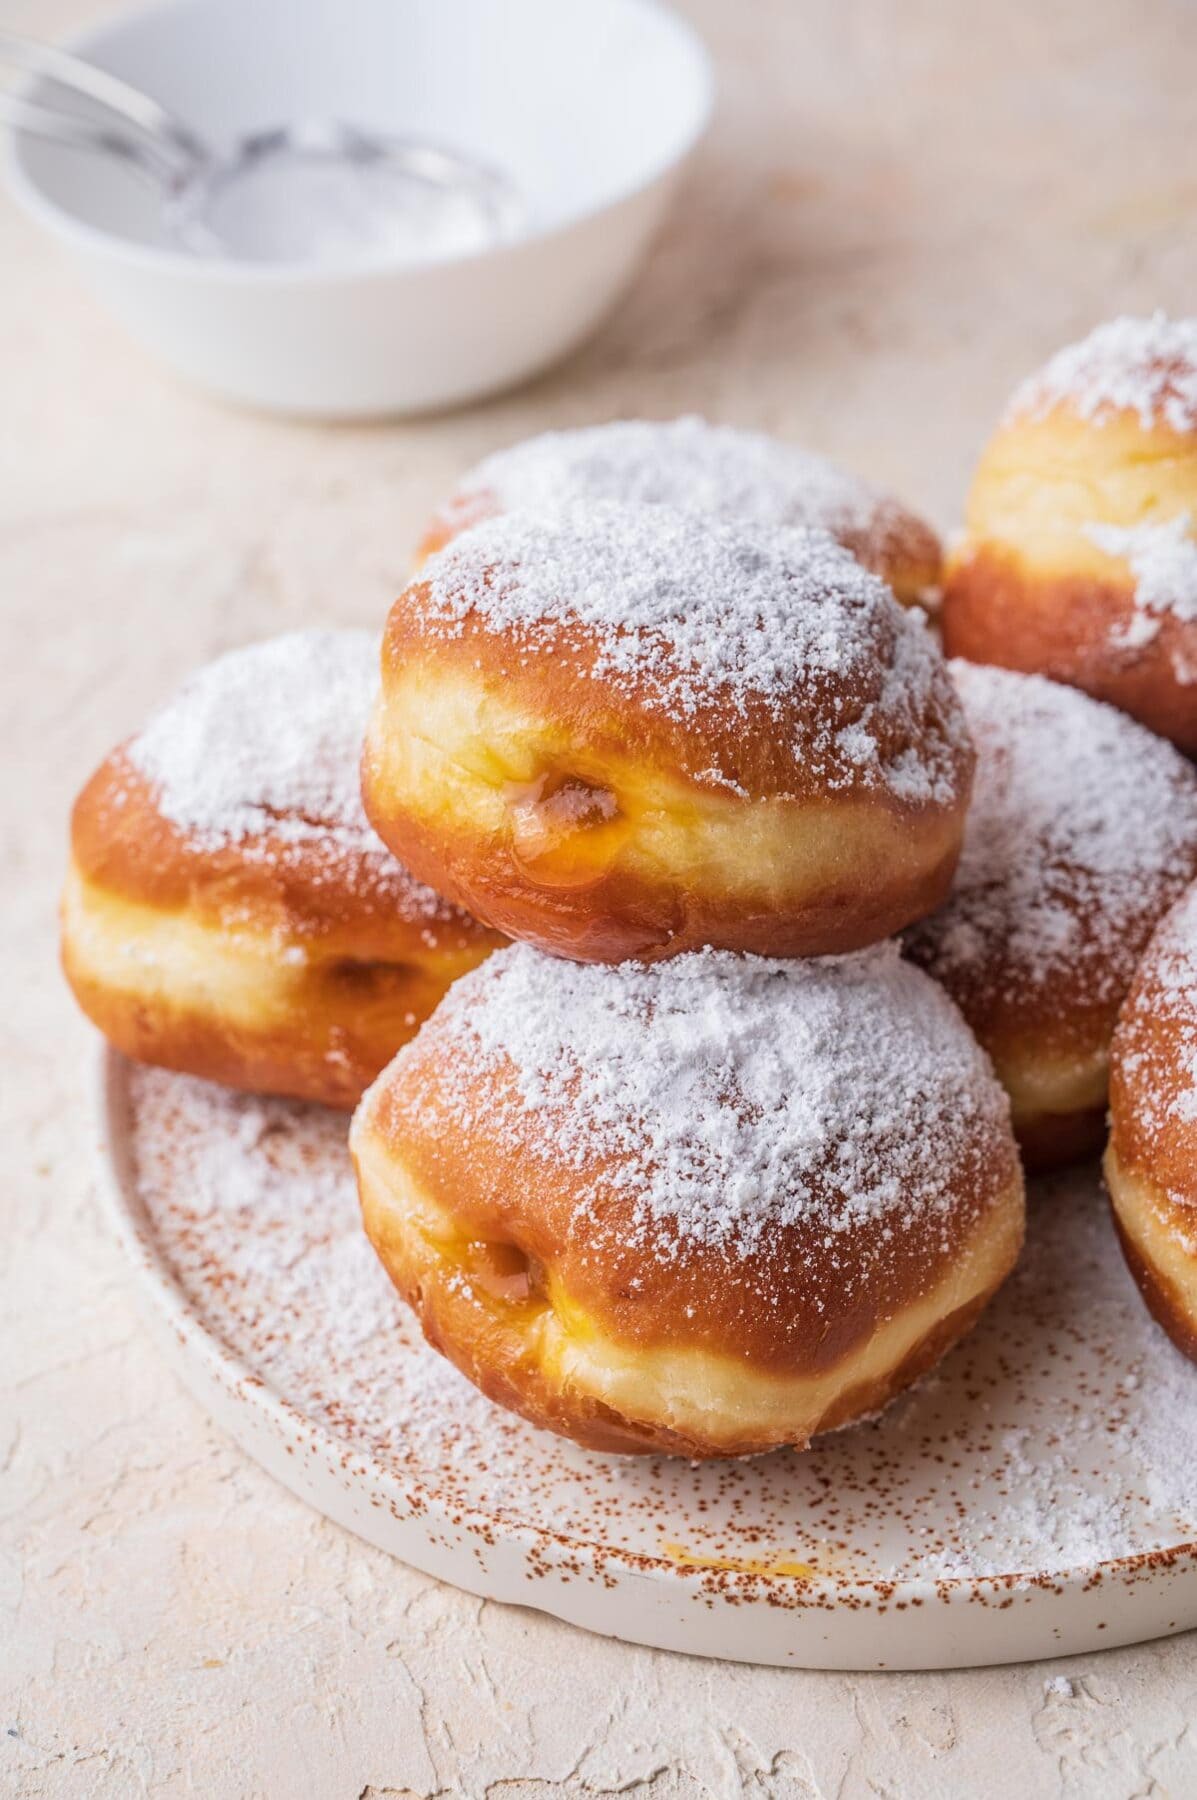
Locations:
96;1045;1197;1670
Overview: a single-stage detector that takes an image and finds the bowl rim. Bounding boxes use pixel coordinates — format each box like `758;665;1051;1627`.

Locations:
3;0;714;285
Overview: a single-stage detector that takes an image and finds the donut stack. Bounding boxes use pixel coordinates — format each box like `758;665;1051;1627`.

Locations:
61;372;1197;1457
354;458;1030;1457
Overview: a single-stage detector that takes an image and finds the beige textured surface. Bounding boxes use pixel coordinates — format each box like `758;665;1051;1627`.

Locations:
5;1;1197;1794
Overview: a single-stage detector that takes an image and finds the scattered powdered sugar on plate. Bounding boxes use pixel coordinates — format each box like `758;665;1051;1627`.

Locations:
1084;513;1197;680
121;1061;1197;1584
449;415;934;578
401;941;1012;1263
897;1173;1197;1581
127;1066;485;1469
125;629;460;922
1007;313;1197;433
905;663;1197;1008
413;505;966;804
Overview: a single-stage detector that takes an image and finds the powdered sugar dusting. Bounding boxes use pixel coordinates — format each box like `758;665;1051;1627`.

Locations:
122;1062;1197;1584
128;1068;473;1457
453;416;934;581
905;664;1197;1008
130;630;380;850
394;941;1012;1264
1008;313;1197;433
1113;884;1197;1199
1084;514;1197;681
413;505;968;803
126;630;460;923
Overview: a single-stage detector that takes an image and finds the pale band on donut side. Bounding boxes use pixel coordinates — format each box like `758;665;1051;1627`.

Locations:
365;505;975;963
62;631;503;1109
351;943;1025;1458
905;662;1197;1169
415;415;943;606
943;314;1197;752
1106;882;1197;1362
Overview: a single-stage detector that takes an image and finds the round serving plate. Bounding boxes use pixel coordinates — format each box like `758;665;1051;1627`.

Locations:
97;1047;1197;1671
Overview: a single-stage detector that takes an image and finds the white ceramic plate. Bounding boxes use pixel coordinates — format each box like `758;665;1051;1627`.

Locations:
98;1048;1197;1670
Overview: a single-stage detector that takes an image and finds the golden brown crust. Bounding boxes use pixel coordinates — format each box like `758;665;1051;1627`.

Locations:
944;372;1197;753
415;487;495;568
836;510;942;607
1107;895;1197;1212
379;579;969;805
1015;1104;1107;1173
413;413;945;608
64;750;502;1108
1109;1197;1197;1365
350;948;1025;1456
72;752;494;962
1110;1071;1197;1212
943;547;1197;753
363;1041;1018;1373
904;662;1197;1169
1105;886;1197;1360
418;485;944;608
63;924;461;1109
364;543;973;962
358;1139;1013;1456
365;743;964;963
937;975;1116;1083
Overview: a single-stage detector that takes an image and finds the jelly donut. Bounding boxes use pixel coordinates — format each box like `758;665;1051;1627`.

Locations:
63;631;502;1109
352;942;1025;1457
364;506;974;963
416;415;942;605
1106;883;1197;1361
943;314;1197;752
905;663;1197;1169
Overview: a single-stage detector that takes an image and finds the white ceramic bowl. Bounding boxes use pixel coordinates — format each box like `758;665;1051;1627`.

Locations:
7;0;712;417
